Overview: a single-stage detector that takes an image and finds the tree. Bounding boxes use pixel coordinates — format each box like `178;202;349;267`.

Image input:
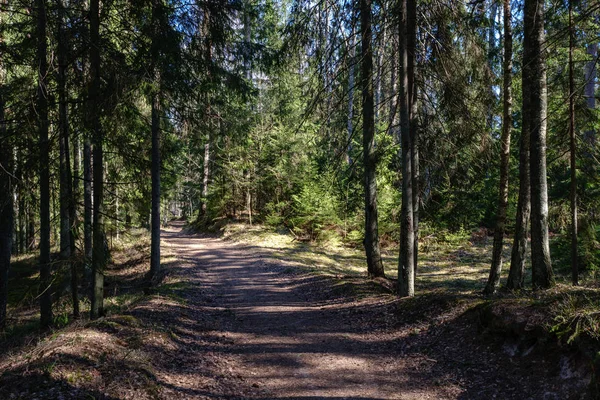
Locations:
37;0;53;328
149;0;162;281
56;0;79;317
568;0;578;286
485;0;513;295
526;0;554;289
90;0;105;318
360;0;385;278
398;0;414;296
0;1;12;329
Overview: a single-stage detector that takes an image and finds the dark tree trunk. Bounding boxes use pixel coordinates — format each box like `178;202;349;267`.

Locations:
398;0;414;296
407;0;418;273
0;46;13;330
485;0;513;295
361;0;385;278
569;1;578;286
57;0;79;318
526;0;554;289
149;0;161;281
507;4;532;290
37;0;52;328
347;24;355;165
90;0;105;319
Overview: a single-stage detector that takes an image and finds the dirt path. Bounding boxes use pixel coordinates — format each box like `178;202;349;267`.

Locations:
160;223;452;400
155;223;584;400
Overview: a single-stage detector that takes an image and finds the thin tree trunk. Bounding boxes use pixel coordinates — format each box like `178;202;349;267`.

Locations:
90;0;105;318
584;43;597;145
57;0;79;318
346;25;355;165
37;0;53;328
407;0;418;273
485;0;513;295
506;7;532;290
0;17;13;328
149;0;161;281
398;0;414;296
568;1;578;286
361;0;385;278
526;0;554;289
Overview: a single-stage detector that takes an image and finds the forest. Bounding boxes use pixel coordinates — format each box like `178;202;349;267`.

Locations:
0;0;599;398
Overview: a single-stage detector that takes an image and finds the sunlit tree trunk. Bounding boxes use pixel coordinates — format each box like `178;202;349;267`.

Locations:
526;0;554;289
361;0;385;278
398;0;414;296
408;0;418;273
485;0;512;294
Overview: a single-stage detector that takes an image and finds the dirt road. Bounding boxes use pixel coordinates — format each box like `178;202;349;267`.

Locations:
156;223;584;400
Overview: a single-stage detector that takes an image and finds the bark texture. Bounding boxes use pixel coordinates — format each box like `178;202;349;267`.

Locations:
398;0;414;296
526;0;554;289
361;0;385;278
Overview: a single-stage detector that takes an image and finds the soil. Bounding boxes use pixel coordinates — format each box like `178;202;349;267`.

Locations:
0;222;593;399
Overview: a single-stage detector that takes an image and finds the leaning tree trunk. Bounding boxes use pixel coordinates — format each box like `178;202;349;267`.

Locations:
526;0;554;289
361;0;385;278
37;0;53;328
90;0;105;318
485;0;513;295
398;0;414;296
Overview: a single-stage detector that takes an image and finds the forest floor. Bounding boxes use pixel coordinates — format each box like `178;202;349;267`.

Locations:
0;221;598;399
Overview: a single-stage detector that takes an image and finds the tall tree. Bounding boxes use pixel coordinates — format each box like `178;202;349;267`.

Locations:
526;0;554;289
361;0;385;278
90;0;105;318
0;0;12;329
56;0;79;317
408;0;419;272
37;0;53;327
149;0;162;281
485;0;513;294
398;0;414;296
568;0;578;286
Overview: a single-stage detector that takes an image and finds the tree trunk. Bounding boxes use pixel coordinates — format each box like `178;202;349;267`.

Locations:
569;1;578;286
408;0;418;273
90;0;105;318
37;0;53;328
526;0;554;289
361;0;385;278
584;43;597;145
0;21;13;328
398;0;414;296
57;0;79;318
506;7;532;291
149;0;161;281
485;0;513;295
347;25;355;165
